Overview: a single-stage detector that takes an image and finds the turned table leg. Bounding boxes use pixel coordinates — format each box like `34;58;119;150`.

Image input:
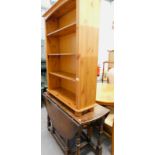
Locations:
76;128;82;155
87;125;93;142
96;117;104;155
76;137;80;155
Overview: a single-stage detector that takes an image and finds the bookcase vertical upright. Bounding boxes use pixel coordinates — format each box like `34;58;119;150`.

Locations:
43;0;100;113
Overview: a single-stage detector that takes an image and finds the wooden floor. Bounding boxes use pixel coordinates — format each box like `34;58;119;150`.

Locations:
41;106;112;155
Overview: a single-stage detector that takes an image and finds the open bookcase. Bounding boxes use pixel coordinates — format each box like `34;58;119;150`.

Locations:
43;0;100;113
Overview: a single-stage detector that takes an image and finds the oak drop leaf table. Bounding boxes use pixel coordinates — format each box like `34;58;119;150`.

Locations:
43;92;110;155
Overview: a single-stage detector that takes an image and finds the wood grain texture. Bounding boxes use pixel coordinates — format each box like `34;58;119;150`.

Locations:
76;0;100;109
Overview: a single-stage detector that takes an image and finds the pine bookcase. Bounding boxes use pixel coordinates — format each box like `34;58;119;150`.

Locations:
43;0;100;114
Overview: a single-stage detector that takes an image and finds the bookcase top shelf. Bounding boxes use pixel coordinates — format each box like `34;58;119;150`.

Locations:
43;0;76;20
47;22;76;37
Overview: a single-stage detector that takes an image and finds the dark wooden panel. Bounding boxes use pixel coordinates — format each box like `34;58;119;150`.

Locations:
45;96;81;140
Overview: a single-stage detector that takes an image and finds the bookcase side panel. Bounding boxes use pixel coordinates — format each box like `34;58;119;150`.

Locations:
76;0;100;110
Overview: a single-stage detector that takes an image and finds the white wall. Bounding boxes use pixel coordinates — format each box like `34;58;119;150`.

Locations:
98;0;114;67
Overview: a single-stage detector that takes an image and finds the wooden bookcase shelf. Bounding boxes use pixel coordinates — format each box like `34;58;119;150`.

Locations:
48;53;75;56
47;22;76;37
43;0;100;113
43;0;76;19
49;71;76;82
48;88;76;107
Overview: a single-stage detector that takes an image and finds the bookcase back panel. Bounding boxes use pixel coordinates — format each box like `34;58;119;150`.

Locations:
48;77;76;109
46;18;58;34
48;75;60;90
48;56;75;74
61;79;76;95
47;33;76;54
48;56;60;72
59;33;76;53
49;76;75;94
60;56;76;74
58;9;76;28
48;37;59;54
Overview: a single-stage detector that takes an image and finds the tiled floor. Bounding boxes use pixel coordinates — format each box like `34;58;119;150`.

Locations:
41;107;111;155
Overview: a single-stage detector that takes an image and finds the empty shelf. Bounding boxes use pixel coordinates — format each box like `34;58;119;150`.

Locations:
48;53;75;56
49;71;76;82
47;23;76;37
43;0;76;19
48;88;76;107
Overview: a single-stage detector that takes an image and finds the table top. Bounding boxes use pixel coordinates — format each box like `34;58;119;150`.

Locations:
96;83;114;106
45;92;110;125
60;103;110;125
